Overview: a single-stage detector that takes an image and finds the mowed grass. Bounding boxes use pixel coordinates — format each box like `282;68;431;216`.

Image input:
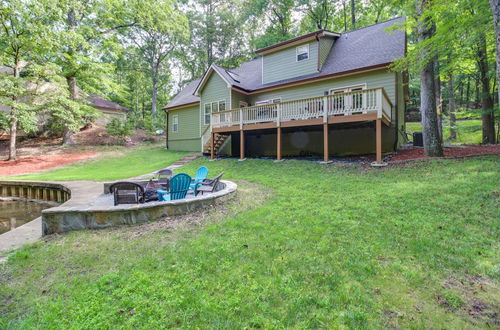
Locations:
406;119;483;145
1;156;499;328
3;147;189;181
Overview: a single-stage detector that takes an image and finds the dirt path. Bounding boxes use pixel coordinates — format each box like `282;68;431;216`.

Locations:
0;153;97;177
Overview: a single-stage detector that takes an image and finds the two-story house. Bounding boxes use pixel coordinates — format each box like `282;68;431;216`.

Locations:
163;17;407;164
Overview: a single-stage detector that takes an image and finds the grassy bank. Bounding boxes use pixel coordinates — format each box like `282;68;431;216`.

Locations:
1;155;499;328
2;147;189;181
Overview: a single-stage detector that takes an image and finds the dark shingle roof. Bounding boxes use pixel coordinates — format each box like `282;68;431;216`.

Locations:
88;94;129;112
163;17;405;109
164;79;201;109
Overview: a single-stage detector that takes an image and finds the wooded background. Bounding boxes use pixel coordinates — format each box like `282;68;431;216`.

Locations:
1;0;498;159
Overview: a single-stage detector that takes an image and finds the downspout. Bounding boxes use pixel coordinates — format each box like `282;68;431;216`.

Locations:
394;72;399;151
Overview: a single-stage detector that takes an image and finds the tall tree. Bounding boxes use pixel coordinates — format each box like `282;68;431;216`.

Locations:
299;0;334;30
490;0;500;106
476;31;496;143
127;0;188;119
448;73;457;140
351;0;356;29
0;0;53;160
53;0;136;144
416;0;443;156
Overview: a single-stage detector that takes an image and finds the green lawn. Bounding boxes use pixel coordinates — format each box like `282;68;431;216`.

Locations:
3;147;189;181
1;155;499;328
406;119;483;145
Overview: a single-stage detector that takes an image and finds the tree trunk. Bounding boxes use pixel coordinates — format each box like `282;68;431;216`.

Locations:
417;0;443;157
151;71;158;120
350;0;356;29
465;76;470;108
449;74;457;140
490;0;500;105
435;57;443;141
477;33;496;144
63;76;78;145
8;62;21;161
342;1;347;31
8;116;17;161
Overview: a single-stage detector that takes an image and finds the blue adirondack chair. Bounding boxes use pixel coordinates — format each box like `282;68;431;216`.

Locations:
157;173;192;201
189;166;208;191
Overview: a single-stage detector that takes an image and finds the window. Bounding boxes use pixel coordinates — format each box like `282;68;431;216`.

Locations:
329;85;366;111
172;115;179;132
296;44;309;61
218;100;226;111
204;103;211;125
239;101;248;108
255;98;281;106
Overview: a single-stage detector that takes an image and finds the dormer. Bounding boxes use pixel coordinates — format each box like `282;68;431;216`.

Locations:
256;30;340;85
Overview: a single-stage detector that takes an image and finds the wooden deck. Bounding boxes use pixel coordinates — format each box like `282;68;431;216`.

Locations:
208;88;393;164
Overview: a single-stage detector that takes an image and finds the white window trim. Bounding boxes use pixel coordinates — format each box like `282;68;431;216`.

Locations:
172;115;179;132
296;44;310;62
239;101;248;108
329;83;367;94
255;98;282;106
203;103;211;125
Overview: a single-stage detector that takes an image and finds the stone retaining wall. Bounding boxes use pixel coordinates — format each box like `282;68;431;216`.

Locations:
42;180;237;235
0;181;70;204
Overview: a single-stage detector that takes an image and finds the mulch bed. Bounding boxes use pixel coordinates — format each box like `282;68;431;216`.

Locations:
388;145;500;162
0;152;97;177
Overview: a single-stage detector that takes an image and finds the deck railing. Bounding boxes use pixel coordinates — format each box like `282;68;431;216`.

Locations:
211;87;392;129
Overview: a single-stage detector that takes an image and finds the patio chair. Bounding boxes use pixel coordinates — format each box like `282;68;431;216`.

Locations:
189;166;209;192
194;171;224;196
157;173;192;201
109;181;144;206
157;168;173;190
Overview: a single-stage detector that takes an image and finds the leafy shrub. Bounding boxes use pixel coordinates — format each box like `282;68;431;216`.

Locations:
106;118;134;138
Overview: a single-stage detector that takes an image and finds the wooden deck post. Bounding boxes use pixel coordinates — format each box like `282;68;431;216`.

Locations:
376;119;382;164
239;130;245;160
323;123;329;163
277;127;282;161
210;132;215;160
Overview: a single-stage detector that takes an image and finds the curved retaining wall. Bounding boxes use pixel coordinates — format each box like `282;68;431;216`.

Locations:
0;181;70;204
41;180;237;235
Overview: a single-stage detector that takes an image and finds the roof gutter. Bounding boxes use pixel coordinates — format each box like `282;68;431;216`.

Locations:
163;101;199;111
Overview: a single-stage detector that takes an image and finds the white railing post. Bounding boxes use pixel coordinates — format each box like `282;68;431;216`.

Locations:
276;104;281;127
239;108;243;129
323;96;328;122
376;89;383;119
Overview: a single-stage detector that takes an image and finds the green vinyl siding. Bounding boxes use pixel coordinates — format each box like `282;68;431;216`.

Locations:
262;41;319;84
231;90;249;109
318;37;335;70
199;72;230;130
168;139;200;152
167;104;201;152
249;69;397;122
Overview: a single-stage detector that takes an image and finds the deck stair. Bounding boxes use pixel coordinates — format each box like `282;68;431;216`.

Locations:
204;133;228;154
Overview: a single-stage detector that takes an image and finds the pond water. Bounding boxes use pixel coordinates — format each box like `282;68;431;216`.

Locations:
0;200;53;235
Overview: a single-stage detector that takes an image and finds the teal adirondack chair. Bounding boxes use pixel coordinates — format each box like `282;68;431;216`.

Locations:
157;173;192;201
189;166;208;191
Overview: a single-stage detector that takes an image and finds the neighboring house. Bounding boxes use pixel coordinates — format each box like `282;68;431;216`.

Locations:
87;94;129;125
163;17;407;163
